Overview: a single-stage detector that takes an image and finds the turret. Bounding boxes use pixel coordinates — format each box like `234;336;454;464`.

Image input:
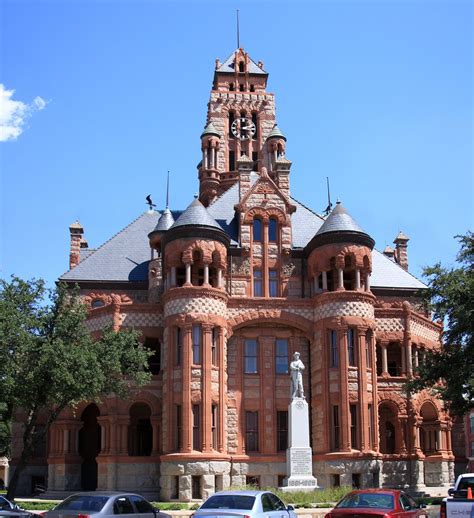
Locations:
393;231;409;271
199;122;221;206
69;220;87;269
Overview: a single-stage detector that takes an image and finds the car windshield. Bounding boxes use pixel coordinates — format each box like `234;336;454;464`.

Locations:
200;495;255;510
458;477;474;491
54;496;109;512
336;493;394;509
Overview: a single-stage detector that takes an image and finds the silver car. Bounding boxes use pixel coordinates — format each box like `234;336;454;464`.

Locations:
192;491;297;518
0;496;32;518
45;492;167;518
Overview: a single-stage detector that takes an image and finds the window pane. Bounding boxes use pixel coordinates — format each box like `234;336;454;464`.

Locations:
330;330;338;367
253;269;263;297
269;218;278;242
245;339;258;374
192;325;201;364
269;269;278;297
253;219;262;242
275;339;288;374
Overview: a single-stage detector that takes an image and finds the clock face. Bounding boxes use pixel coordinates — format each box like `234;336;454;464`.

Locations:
231;117;256;140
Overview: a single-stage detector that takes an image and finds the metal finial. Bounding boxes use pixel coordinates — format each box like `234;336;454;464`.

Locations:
323;177;333;216
237;9;240;49
166;171;170;209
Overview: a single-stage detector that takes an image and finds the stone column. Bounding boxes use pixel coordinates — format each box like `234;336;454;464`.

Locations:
217;268;222;289
355;269;361;290
151;417;160;455
357;329;369;452
203;264;210;287
202;324;213;452
337;268;344;290
365;272;371;291
399;416;408;454
338;328;351;451
406;340;413;376
182;325;192;452
263;221;269;297
322;271;328;291
414;348;419;369
381;341;388;376
203;148;207;170
401;342;406;374
218;327;225;452
369;331;379;452
185;263;191;286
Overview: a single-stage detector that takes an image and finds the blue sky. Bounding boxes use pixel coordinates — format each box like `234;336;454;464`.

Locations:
1;0;472;288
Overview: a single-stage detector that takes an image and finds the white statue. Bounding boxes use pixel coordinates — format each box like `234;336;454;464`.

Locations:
290;351;305;399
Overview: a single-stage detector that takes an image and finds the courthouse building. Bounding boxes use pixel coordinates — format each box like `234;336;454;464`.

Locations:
13;48;454;499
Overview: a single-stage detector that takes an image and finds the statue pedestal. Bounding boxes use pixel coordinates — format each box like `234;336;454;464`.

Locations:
281;398;318;492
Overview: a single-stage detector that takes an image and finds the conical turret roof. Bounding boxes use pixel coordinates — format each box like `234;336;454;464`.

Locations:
200;122;221;139
154;208;175;233
163;197;230;247
307;201;375;250
267;124;286;141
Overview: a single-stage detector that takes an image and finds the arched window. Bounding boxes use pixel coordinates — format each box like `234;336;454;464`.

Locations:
128;403;152;456
269;218;278;242
228;111;235;137
91;299;105;309
253;218;262;242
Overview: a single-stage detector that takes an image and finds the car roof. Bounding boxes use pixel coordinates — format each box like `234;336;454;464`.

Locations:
348;489;402;495
68;492;144;497
209;490;267;497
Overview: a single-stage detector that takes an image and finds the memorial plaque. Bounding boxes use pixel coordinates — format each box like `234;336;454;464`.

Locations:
290;448;312;476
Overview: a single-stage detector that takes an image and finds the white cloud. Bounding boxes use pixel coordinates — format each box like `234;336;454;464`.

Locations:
0;84;48;142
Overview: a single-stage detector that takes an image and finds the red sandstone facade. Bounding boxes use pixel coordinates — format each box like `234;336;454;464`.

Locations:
11;48;454;499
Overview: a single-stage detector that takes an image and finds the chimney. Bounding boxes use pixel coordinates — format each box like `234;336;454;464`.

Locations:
394;231;410;271
69;220;84;269
383;245;395;261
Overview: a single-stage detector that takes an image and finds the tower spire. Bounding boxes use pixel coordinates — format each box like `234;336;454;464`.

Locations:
166;170;170;209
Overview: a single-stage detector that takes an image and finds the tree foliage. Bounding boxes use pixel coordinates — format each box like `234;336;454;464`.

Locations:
0;277;152;498
409;232;474;416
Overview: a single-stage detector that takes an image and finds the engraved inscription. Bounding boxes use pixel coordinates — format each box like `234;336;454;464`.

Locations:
290;448;312;476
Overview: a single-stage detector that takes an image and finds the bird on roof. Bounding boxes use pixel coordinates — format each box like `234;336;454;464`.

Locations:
146;195;156;209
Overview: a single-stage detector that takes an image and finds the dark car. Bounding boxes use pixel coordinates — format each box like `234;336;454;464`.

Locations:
44;493;167;518
0;496;33;518
326;489;428;518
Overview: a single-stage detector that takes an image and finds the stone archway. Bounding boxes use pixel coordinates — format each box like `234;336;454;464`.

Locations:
128;403;152;456
379;402;399;454
420;401;439;455
78;404;101;490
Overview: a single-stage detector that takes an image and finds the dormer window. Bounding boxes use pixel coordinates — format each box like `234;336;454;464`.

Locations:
239;61;245;73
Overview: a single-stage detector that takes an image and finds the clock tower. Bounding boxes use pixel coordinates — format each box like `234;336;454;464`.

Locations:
199;48;287;206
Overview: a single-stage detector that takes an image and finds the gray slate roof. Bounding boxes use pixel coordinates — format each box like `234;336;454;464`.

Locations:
316;201;366;235
267;124;286;141
217;50;267;75
170;198;222;231
200;122;221;139
152;208;174;233
61;176;426;290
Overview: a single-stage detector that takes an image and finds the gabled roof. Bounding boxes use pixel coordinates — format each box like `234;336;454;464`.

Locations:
217;49;267;75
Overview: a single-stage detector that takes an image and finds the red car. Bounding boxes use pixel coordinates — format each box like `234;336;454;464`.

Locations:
326;489;428;518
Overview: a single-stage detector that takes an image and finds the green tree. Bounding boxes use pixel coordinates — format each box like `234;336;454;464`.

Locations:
409;232;474;416
0;277;152;499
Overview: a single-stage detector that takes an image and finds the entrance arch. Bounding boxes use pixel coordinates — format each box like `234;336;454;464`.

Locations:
379;402;399;454
78;404;101;490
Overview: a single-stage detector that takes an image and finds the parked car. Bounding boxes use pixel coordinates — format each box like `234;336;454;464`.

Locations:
326;489;428;518
0;496;33;518
192;490;297;518
442;473;474;518
44;492;167;518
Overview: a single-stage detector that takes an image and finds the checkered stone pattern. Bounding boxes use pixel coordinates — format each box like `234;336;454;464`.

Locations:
410;319;440;343
376;317;404;333
121;312;163;328
314;301;374;320
85;314;114;332
164;296;227;317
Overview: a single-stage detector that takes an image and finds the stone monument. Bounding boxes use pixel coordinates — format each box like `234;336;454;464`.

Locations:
281;352;318;491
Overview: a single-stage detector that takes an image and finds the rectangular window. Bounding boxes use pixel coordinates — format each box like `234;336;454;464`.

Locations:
245;411;259;452
246;475;260;488
332;474;340;487
471;441;474;457
192;325;201;364
192;404;201;451
331;405;340;450
329;330;338;367
212;405;218;450
175;405;182;451
275;339;288;374
366;332;371;366
144;337;161;375
229;150;235;170
348;328;356;366
253;269;263;296
269;269;279;297
350;404;359;449
470;415;474;434
277;410;288;451
192;475;201;499
172;476;180;499
211;327;218;365
175;327;182;366
352;473;361;489
252;151;258;170
244;339;258;373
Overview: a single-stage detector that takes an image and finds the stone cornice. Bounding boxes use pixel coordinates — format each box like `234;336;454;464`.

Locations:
227;297;312;310
313;290;376;308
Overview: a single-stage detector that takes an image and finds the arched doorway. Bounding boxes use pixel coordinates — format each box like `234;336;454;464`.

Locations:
128;403;152;456
379;402;398;454
78;404;101;490
420;402;439;455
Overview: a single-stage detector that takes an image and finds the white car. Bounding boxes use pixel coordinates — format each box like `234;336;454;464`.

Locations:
192;491;297;518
